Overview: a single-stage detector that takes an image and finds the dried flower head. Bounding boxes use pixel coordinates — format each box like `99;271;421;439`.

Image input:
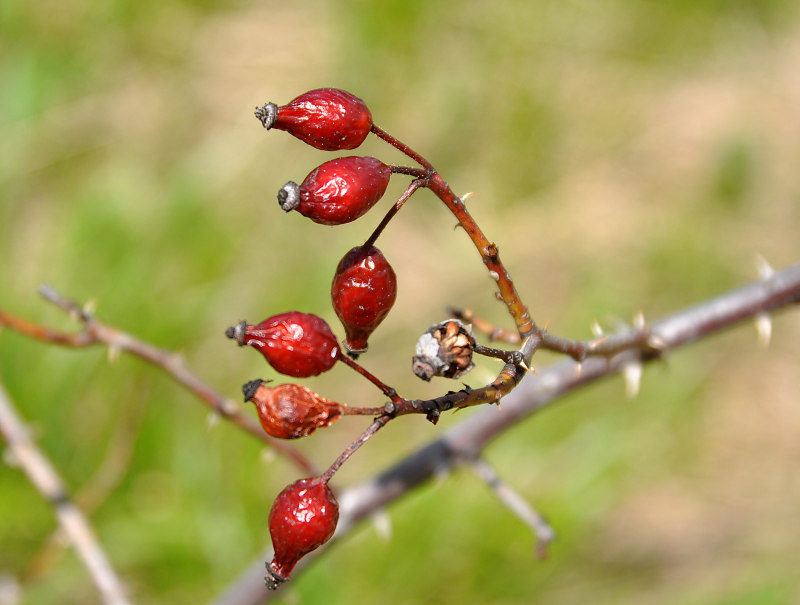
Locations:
243;380;345;439
412;319;475;381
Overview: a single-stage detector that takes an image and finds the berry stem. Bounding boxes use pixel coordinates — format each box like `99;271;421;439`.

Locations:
389;165;430;178
342;405;388;416
424;173;537;340
371;124;434;171
448;307;522;344
321;414;391;482
473;342;527;366
371;125;535;341
337;354;403;403
363;179;424;250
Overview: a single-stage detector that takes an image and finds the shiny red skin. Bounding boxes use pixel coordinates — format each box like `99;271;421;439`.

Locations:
331;246;397;354
275;88;372;151
297;156;391;226
268;477;339;580
244;312;339;377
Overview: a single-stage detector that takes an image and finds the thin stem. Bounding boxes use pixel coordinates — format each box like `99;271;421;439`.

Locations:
473;342;527;366
343;405;388;416
448;307;522;344
372;126;535;340
425;173;536;339
467;456;556;559
321;415;391;482
0;288;318;476
363;179;424;250
337;354;403;403
371;124;434;171
389;165;430;178
0;379;132;605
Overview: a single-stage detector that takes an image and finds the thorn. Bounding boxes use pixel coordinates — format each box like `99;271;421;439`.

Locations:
588;335;609;351
433;461;450;486
754;313;772;348
633;310;645;330
260;448;277;465
461;191;476;202
206;411;221;429
647;334;668;351
371;509;392;541
574;362;582;380
82;299;97;317
591;320;604;338
107;344;121;363
542;319;551;331
754;254;775;279
622;361;643;399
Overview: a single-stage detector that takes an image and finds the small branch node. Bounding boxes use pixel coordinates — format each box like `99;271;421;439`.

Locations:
206;411;221;429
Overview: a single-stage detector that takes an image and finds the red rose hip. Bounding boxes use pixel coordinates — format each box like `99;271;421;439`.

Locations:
278;156;392;226
266;477;339;589
242;379;344;439
255;88;373;151
331;245;397;355
226;312;340;377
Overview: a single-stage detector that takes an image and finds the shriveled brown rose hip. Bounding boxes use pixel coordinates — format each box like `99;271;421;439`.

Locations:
242;379;344;440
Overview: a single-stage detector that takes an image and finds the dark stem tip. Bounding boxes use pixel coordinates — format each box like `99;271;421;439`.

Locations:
225;320;247;346
277;181;300;212
264;562;287;591
241;379;265;403
254;102;278;130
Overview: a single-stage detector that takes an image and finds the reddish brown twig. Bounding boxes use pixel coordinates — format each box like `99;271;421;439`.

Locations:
0;286;317;476
212;261;800;605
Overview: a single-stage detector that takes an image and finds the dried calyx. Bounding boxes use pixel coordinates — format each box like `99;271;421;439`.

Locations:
412;319;476;381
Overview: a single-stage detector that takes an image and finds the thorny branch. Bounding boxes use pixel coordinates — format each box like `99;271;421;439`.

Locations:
210;261;800;605
0;286;318;476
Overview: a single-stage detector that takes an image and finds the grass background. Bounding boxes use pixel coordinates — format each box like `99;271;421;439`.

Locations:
2;1;800;603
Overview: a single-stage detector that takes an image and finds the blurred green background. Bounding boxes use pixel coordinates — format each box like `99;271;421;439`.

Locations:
2;0;800;603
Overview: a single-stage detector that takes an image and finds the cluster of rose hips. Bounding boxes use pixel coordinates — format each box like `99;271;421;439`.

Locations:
226;89;497;589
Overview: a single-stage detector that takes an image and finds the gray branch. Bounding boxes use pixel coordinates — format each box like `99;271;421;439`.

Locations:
211;261;800;605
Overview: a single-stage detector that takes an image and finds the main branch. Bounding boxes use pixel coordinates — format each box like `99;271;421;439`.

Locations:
210;261;800;605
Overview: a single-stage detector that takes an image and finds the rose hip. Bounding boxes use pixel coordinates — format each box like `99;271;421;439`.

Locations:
255;88;373;151
266;477;339;589
225;312;339;378
331;245;397;355
242;379;344;440
278;156;392;226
